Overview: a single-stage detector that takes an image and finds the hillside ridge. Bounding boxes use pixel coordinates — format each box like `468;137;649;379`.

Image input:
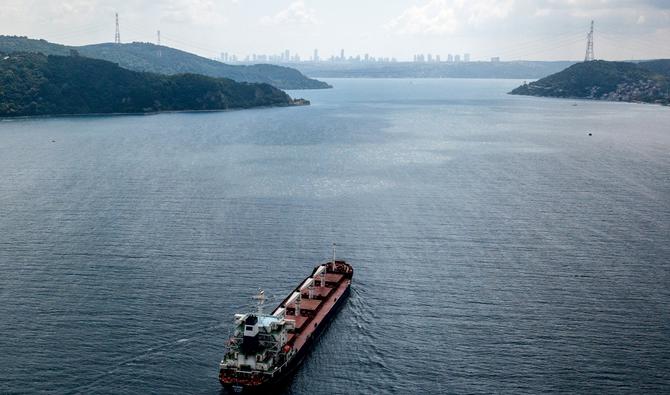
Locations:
0;36;331;90
0;52;299;117
509;59;670;105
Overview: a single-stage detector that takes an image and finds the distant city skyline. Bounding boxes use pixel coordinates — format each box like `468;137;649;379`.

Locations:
1;1;669;61
216;46;517;65
220;49;487;64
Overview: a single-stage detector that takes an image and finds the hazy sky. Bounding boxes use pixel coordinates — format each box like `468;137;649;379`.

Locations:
2;0;669;61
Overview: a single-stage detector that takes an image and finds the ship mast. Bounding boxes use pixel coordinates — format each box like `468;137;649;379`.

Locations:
332;242;337;268
253;289;265;315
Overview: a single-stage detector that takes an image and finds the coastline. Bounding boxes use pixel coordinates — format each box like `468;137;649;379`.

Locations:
508;92;670;107
0;100;310;121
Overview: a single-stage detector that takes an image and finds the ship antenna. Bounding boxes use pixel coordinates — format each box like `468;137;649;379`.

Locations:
253;289;265;315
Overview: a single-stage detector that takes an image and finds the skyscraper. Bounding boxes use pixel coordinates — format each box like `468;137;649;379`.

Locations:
313;49;319;62
464;53;470;62
340;49;345;60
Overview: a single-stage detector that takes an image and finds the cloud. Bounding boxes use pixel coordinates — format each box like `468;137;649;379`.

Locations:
2;0;104;24
387;0;670;36
386;0;514;35
260;1;318;26
528;0;670;33
530;0;670;17
160;0;219;25
386;0;460;35
466;0;515;25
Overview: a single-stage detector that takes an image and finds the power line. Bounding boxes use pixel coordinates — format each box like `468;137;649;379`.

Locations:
120;20;220;57
486;32;585;61
600;33;670;57
41;22;106;41
159;33;221;57
502;36;585;61
480;29;584;59
598;34;670;60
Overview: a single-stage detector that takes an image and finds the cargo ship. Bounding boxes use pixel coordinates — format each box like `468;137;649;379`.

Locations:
218;253;353;393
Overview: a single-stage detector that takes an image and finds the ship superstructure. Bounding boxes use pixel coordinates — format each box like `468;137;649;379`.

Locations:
219;256;353;392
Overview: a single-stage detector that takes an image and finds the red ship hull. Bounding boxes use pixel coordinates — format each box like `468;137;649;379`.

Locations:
219;260;353;393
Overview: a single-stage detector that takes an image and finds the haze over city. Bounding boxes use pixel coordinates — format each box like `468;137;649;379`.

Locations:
1;0;669;61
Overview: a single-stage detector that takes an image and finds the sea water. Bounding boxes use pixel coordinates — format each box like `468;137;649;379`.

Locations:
1;78;669;394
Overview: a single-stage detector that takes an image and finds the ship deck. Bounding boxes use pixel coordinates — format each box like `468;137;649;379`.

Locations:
283;263;351;352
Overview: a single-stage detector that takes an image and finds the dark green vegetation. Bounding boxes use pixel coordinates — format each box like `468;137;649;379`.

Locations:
0;52;296;117
510;60;670;105
0;36;330;89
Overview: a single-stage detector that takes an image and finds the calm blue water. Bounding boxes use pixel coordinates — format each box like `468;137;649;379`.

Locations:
1;79;669;394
